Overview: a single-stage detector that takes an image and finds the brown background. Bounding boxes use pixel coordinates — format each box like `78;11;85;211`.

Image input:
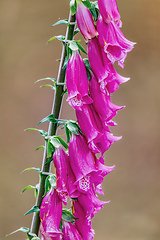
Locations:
0;0;160;239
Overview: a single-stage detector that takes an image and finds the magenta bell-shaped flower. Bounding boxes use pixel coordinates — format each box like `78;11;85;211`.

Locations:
53;147;69;205
66;51;92;110
89;73;124;124
98;0;122;27
40;189;62;239
73;200;95;240
68;133;102;193
76;0;97;41
62;221;82;240
77;186;109;217
97;15;135;68
76;104;122;154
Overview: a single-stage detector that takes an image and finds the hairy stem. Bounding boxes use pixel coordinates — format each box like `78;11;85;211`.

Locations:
30;11;76;236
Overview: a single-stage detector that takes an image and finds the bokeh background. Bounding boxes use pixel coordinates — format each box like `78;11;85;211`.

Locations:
0;0;160;239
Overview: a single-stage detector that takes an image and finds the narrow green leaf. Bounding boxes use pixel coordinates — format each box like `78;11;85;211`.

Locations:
52;19;68;27
38;114;57;126
6;227;30;236
70;0;77;15
55;137;68;149
65;125;70;143
35;77;56;84
25;128;48;137
25;205;40;216
40;84;56;91
48;35;65;43
36;145;45;151
21;167;41;175
82;0;92;9
22;185;36;193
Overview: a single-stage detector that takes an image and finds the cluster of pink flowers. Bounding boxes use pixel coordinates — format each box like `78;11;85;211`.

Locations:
39;0;135;239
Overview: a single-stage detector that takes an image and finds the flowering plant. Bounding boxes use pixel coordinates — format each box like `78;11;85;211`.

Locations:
9;0;135;239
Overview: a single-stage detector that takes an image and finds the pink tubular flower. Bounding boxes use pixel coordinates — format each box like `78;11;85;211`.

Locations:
76;0;97;41
68;134;101;193
97;15;135;68
89;73;124;124
66;51;92;110
73;200;95;240
77;186;109;217
62;221;82;240
98;0;122;27
76;104;122;154
53;147;69;205
87;37;113;86
40;189;62;239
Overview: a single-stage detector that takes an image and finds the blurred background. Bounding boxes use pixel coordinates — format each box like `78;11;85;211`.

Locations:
0;0;160;239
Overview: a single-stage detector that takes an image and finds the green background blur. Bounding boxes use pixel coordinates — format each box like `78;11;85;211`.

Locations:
0;0;160;239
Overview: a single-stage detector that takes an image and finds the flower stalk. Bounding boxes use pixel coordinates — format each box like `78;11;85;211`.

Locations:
30;11;76;236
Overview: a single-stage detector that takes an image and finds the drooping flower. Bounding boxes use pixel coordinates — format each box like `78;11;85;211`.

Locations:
98;0;122;27
77;186;109;217
62;221;82;240
89;73;124;124
68;133;102;193
76;104;122;154
76;0;97;41
40;189;62;239
73;200;95;240
66;51;92;110
97;15;135;68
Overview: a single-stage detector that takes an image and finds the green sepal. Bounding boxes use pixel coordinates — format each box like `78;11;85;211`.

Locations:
37;114;57;126
50;137;61;148
83;58;92;80
76;42;87;54
65;125;70;143
74;28;80;36
70;0;77;15
66;120;80;135
67;40;87;55
52;19;68;27
44;174;56;195
25;128;48;137
25;205;40;216
47;139;55;158
48;35;65;44
90;1;99;21
82;0;92;9
55;136;68;149
62;209;78;223
6;227;30;237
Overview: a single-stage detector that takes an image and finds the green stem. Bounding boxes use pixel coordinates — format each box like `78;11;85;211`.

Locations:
30;11;76;236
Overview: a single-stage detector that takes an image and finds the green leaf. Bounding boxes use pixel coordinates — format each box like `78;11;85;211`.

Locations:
36;145;45;151
52;19;68;27
6;227;30;236
25;205;40;216
82;0;92;9
40;84;56;91
66;121;79;135
48;35;65;43
70;0;77;15
25;128;48;137
35;77;56;84
22;185;36;193
62;209;78;223
21;167;41;175
38;114;57;126
55;137;68;149
65;125;70;143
